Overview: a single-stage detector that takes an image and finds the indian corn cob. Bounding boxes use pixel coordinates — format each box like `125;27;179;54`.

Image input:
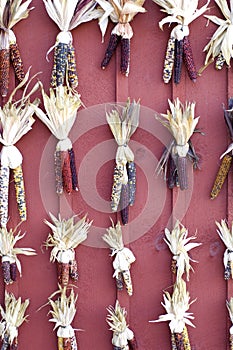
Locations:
227;298;233;350
155;98;200;190
0;291;29;349
107;300;136;349
44;213;92;287
164;220;201;282
149;279;195;350
102;220;136;296
152;0;209;83
216;220;233;280
106;99;140;225
0;69;39;226
32;84;82;194
0;226;36;284
0;2;33;96
98;0;146;76
215;51;225;70
44;0;101;88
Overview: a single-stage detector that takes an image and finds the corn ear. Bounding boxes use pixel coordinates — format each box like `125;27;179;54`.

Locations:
13;165;27;222
70;335;78;350
116;272;124;291
55;150;63;194
101;34;121;69
230;334;233;350
0;166;10;227
163;36;175;83
128;337;137;349
111;164;124;212
174;39;183;84
57;262;70;287
62;151;72;194
122;270;133;296
183;36;197;82
120;184;129;225
11;338;18;350
127;162;136;206
225;260;231;280
67;44;78;89
0;48;10;97
68;148;78;191
215;51;225;70
2;260;11;284
51;42;69;88
177;156;188;190
174;332;184;350
182;325;191;350
210;154;232;199
168;155;178;189
10;262;17;282
1;334;9;350
63;337;71;350
171;333;178;350
10;42;25;82
58;337;64;350
121;38;130;76
69;260;78;281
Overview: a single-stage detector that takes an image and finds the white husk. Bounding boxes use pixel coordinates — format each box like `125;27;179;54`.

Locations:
149;279;196;333
44;213;92;263
0;0;33;31
0;291;29;345
164;220;201;281
0;227;36;276
216;219;233;270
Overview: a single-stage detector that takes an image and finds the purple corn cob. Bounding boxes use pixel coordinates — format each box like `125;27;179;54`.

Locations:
2;260;11;284
101;34;121;69
68;148;78;191
121;38;130;76
183;36;197;82
177;156;188;190
174;39;184;84
127;162;136;206
120;184;129;225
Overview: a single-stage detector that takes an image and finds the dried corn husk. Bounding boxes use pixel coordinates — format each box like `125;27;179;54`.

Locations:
32;84;81;194
0;291;29;347
107;300;135;349
97;0;146;75
200;0;233;72
164;221;201;282
44;213;92;285
0;0;33;96
156;98;200;190
152;0;209;83
102;220;136;295
149;279;195;348
47;285;78;348
44;0;101;88
216;219;233;279
0;226;36;284
0;69;39;226
107;99;140;223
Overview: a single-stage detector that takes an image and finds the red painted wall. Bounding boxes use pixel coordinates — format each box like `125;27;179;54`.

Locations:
0;0;232;349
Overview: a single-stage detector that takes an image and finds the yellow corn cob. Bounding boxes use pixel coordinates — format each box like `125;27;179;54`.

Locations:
182;325;191;350
215;51;225;70
111;164;124;212
230;334;233;350
67;44;78;89
210;154;232;199
163;36;175;83
171;332;178;350
58;337;64;350
13;165;26;221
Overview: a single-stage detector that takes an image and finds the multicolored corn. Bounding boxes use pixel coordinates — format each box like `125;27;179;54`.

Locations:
163;36;175;83
121;38;130;76
101;33;121;69
111;164;124;212
61;151;73;194
13;165;27;222
168;155;178;189
2;260;11;284
215;51;225;70
127;162;136;206
210;154;232;199
57;262;70;287
174;39;184;84
183;36;197;82
10;42;25;82
171;333;178;350
177;156;188;190
122;269;133;296
0;166;10;227
55;150;63;194
67;44;78;88
69;260;78;281
0;48;10;97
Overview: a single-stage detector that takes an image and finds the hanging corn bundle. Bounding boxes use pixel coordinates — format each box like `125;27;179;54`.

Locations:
0;69;39;226
199;0;233;73
0;226;36;285
32;84;82;194
149;278;195;350
156;98;200;190
43;0;101;88
97;0;146;76
152;0;209;84
227;298;233;350
0;291;29;350
0;0;33;97
44;212;92;287
215;219;233;280
46;285;78;350
164;220;201;282
102;220;136;296
107;99;140;225
211;98;233;199
107;300;137;350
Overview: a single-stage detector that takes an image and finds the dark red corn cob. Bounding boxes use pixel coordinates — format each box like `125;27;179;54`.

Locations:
183;36;197;82
57;262;70;287
174;39;184;84
120;183;129;225
121;38;130;76
101;33;121;69
10;262;17;282
10;42;25;82
69;259;78;281
127;162;136;206
0;48;10;96
61;151;72;194
68;148;78;191
168;155;177;189
116;272;124;291
177;156;188;190
63;338;72;350
2;260;11;284
67;44;78;88
128;337;138;349
55;150;63;194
